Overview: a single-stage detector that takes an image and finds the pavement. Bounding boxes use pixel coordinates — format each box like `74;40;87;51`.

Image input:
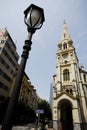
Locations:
0;125;53;130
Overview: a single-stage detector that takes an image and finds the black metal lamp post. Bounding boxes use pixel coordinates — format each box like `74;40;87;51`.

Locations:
1;4;45;130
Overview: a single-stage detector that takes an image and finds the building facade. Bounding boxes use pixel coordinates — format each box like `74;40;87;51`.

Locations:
0;28;40;111
10;72;41;110
19;74;41;110
0;29;19;101
52;22;87;130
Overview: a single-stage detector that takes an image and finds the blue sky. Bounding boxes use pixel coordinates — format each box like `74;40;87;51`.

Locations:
0;0;87;100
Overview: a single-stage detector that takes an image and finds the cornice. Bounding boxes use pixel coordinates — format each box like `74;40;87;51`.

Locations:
54;91;77;100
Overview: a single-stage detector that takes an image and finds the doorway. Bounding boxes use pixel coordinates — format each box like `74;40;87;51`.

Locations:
59;99;73;130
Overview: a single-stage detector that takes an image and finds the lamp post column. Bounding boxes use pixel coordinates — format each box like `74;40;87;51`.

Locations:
1;32;33;130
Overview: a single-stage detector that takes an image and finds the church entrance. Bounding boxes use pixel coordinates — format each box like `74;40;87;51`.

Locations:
59;99;73;130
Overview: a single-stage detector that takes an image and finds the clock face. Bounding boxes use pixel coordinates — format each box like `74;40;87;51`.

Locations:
62;53;68;59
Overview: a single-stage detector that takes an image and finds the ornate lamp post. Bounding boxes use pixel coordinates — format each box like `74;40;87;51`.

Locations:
1;4;45;130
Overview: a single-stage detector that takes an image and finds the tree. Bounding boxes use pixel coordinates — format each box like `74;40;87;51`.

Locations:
37;99;52;121
0;98;36;125
13;101;36;124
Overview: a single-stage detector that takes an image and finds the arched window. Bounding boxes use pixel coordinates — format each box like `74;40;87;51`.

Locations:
83;74;86;82
70;89;73;94
63;69;70;81
66;89;73;95
63;42;67;50
66;89;69;93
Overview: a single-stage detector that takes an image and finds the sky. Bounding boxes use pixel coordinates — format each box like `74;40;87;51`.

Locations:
0;0;87;101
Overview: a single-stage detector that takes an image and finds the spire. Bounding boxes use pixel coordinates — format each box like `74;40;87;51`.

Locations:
60;20;71;41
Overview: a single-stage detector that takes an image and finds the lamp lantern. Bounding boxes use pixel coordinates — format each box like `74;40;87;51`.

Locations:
24;4;45;34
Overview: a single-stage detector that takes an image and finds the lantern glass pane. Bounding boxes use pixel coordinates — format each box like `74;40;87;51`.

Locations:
25;8;42;28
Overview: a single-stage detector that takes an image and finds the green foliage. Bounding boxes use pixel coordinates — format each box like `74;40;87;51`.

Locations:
0;98;36;125
37;99;52;121
13;102;36;125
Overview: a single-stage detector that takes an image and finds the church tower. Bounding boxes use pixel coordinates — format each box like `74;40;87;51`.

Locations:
52;21;87;130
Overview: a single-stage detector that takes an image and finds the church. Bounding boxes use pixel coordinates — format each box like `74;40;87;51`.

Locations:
52;21;87;130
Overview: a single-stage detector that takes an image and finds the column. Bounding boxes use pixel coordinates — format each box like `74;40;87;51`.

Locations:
72;108;81;130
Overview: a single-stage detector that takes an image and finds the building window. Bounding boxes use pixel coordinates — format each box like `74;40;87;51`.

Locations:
63;43;67;50
6;41;18;61
83;74;86;82
66;89;69;93
66;89;73;95
0;40;5;44
2;48;16;67
0;47;2;51
0;57;10;70
63;69;70;81
64;33;65;38
0;68;12;82
0;82;9;91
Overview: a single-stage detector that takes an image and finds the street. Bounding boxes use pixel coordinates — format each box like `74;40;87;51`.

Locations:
0;125;53;130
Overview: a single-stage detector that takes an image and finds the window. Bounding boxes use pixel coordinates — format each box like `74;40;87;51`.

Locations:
70;89;73;94
0;82;9;91
66;89;73;95
64;33;65;38
66;89;69;93
6;41;18;61
0;40;5;44
83;74;86;82
0;47;2;51
0;68;12;82
63;69;70;81
0;57;9;69
2;48;16;67
63;42;67;50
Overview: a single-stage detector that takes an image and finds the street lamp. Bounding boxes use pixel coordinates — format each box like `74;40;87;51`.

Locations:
1;4;45;130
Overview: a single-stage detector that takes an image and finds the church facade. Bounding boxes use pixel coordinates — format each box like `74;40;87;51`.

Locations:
52;22;87;130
